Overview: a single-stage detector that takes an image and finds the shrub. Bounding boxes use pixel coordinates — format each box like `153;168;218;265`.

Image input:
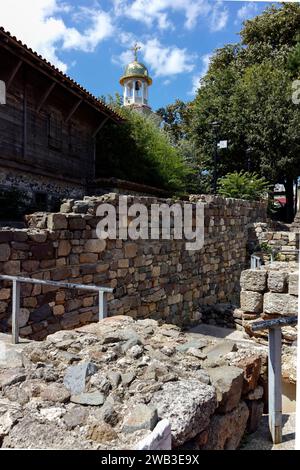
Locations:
217;171;270;200
96;104;193;194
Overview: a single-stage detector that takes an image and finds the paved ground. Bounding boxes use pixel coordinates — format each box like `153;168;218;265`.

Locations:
186;322;264;348
241;413;296;450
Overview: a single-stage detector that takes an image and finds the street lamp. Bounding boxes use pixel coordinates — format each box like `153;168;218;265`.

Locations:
246;147;252;172
211;121;220;194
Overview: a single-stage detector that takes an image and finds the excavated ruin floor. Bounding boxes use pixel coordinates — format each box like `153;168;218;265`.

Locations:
0;321;296;450
241;413;295;450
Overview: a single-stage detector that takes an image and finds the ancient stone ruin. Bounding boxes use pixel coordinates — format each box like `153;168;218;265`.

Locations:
0;193;298;450
0;194;266;339
0;316;267;450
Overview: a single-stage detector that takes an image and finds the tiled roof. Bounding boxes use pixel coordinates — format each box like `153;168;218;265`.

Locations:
0;27;124;123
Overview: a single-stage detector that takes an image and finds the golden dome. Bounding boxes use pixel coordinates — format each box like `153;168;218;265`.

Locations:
120;61;152;86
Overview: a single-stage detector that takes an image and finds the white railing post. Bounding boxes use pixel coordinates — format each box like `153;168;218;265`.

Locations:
12;279;20;344
268;326;282;444
99;290;107;321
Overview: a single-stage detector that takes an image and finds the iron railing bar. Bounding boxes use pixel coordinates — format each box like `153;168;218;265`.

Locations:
0;275;114;293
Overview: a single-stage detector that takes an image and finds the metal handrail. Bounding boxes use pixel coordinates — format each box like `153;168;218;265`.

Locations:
0;274;114;344
252;315;298;445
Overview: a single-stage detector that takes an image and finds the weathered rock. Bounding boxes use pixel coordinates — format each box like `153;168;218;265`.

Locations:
29;304;52;323
0;368;26;389
246;400;264;433
70;391;105;406
107;371;121;388
0;342;23;369
288;272;298;296
240;291;263;313
200;401;249;450
8;309;30;328
63;406;87;429
127;345;143;359
63;361;98;395
39;407;66;422
240;270;267;292
84;239;106;253
121;372;136;386
176;339;207;352
122;405;158;433
2;416;91;449
246;385;264;401
235;356;262;394
0;398;23;438
203;341;237;366
47;213;68;231
101;404;119;426
87;422;118;443
267;271;288;293
150;380;217;447
264;293;298;315
40;383;70;403
207;366;244;413
187;347;207;360
0;243;11;262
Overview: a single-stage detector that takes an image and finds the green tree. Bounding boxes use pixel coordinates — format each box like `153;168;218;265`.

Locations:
96;104;193;193
189;2;300;221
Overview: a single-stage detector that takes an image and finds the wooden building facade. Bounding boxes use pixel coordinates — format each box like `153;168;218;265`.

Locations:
0;28;123;215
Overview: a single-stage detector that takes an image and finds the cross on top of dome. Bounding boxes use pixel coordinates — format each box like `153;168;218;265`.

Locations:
131;43;141;62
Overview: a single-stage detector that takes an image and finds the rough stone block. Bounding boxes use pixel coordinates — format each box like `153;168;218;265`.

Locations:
8;308;30;328
0;288;11;301
240;269;267;292
122;405;158;433
207;365;244;413
200;401;249;450
235;355;261;393
63;362;98;395
0;244;11;262
267;271;288;293
3;261;20;275
246;400;264;433
240;291;263;313
288;272;298;296
84;239;106;253
47;213;68;231
124;243;138;258
58;240;71;257
264;292;298;315
68;216;86;230
150;379;217;447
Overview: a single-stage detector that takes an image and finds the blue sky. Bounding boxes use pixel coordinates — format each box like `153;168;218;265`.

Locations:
0;1;284;109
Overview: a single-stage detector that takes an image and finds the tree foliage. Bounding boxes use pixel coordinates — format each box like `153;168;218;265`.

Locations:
96;102;193;193
188;2;300;220
218;171;270;201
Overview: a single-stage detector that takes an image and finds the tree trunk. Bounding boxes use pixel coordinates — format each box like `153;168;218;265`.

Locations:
285;177;295;223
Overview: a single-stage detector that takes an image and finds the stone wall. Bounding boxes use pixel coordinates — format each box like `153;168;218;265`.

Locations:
0;194;267;340
236;263;298;344
0;167;85;214
248;222;299;262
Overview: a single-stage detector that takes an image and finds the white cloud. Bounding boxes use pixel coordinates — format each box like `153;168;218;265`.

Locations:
0;0;114;72
113;38;196;77
112;0;222;31
142;39;195;77
190;53;212;95
209;1;229;32
236;2;258;22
